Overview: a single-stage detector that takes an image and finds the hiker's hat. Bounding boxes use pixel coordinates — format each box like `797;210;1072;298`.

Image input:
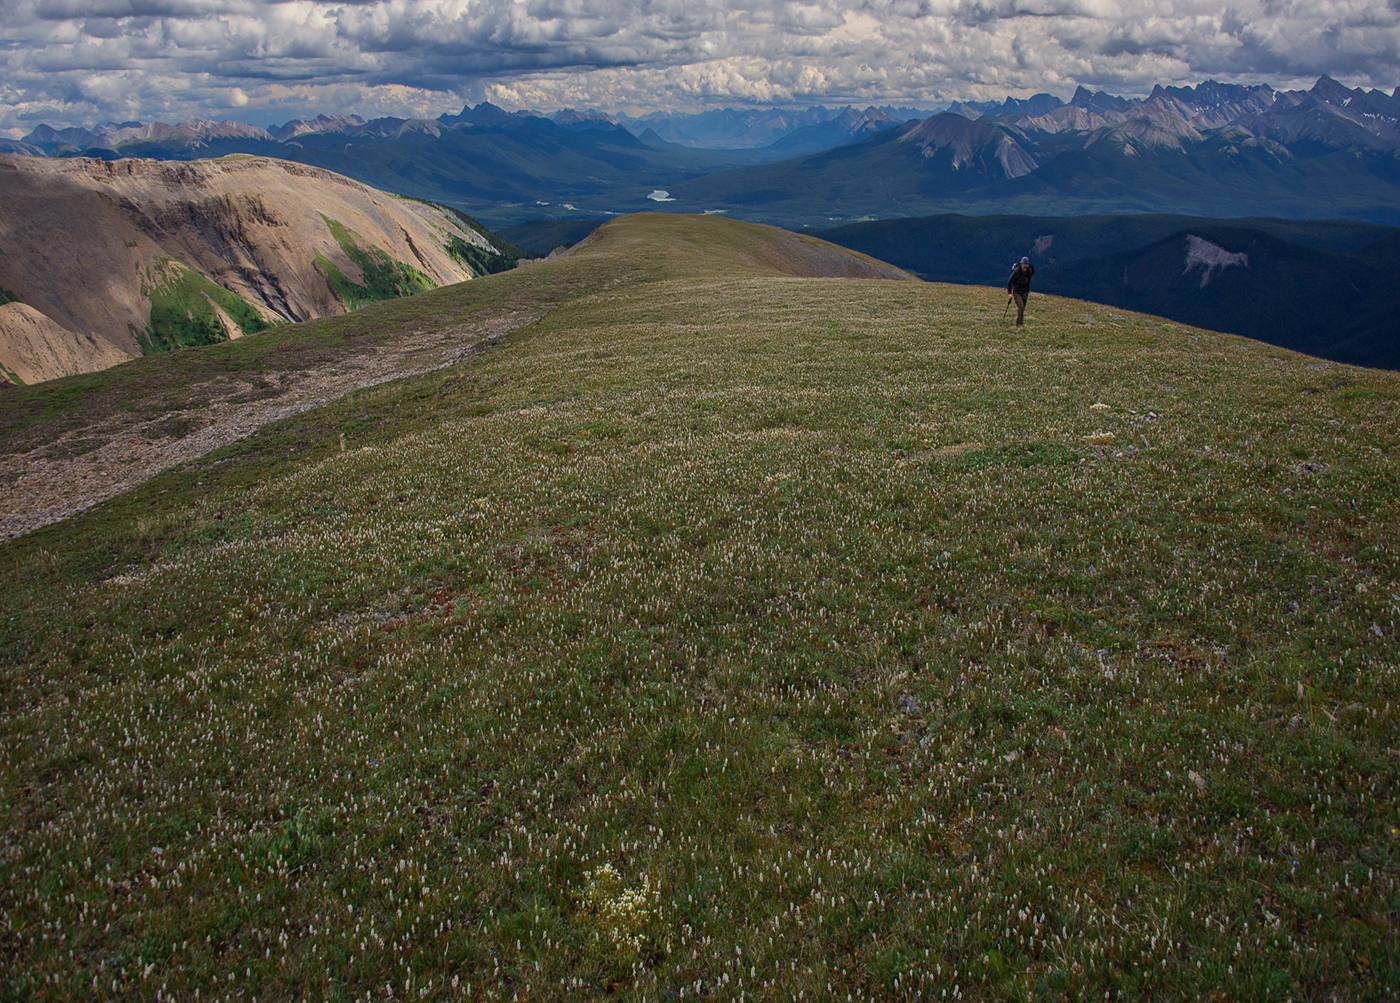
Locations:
1021;256;1030;264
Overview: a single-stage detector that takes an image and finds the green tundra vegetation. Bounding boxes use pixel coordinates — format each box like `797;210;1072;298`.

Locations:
0;215;1397;1001
137;258;274;354
318;216;438;311
442;208;533;274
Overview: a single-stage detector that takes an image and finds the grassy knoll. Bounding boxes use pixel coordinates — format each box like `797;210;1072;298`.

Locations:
1;215;1398;1001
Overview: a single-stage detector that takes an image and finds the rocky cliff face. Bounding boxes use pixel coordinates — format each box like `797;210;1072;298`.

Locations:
0;155;509;383
0;302;132;385
897;114;1038;179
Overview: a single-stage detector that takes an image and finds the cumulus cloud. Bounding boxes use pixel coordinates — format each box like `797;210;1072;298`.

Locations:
1;0;1398;129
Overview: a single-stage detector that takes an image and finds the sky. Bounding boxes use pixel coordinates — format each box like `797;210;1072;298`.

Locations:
3;0;1400;135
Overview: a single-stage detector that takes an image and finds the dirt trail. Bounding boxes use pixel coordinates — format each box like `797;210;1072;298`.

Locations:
0;306;542;539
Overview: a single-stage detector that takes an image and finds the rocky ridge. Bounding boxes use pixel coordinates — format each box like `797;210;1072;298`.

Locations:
0;155;511;383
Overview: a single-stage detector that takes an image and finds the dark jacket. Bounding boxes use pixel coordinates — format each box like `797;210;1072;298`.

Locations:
1008;263;1034;294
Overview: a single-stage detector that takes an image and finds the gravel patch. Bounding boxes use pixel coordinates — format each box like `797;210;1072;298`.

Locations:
0;308;541;539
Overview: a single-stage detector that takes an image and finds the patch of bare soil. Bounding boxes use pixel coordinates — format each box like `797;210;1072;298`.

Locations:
0;306;542;539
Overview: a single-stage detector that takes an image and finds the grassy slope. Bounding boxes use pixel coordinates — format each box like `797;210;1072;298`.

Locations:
1;214;1398;1001
0;236;626;461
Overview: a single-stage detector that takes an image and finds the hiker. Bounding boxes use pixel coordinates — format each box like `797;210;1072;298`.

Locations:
1007;256;1034;327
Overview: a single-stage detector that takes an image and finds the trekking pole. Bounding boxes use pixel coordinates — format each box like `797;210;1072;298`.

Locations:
1002;296;1011;322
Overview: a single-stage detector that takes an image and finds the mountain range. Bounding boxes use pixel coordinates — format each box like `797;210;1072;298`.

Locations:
6;74;1400;373
1;102;911;163
617;105;921;152
0;103;917;225
7;77;1400;226
668;77;1400;226
6;76;1400;227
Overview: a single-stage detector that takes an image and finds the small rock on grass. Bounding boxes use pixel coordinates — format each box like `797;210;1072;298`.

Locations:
897;693;922;716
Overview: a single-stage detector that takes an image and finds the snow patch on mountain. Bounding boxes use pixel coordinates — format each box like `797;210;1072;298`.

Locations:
1184;235;1249;287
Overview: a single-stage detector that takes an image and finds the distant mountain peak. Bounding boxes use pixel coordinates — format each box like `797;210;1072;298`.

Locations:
436;102;531;129
1310;75;1355;104
1070;86;1135;115
898;113;1037;178
272;114;366;142
552;108;619;126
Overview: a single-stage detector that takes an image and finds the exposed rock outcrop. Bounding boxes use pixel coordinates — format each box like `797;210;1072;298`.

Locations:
897;114;1037;179
0;302;132;385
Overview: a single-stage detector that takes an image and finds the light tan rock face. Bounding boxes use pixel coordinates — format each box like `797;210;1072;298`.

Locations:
897;114;1038;179
0;154;495;380
0;302;132;384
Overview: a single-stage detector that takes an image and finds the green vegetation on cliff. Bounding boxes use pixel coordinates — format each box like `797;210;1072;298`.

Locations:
137;257;273;353
444;233;519;276
317;216;437;310
0;215;1396;1000
443;207;532;273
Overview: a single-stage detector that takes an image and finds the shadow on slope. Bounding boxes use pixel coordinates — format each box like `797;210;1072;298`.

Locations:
500;219;608;255
816;213;1394;283
1039;228;1398;370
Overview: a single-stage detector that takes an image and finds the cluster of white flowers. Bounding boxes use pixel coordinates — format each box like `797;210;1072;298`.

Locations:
582;864;661;956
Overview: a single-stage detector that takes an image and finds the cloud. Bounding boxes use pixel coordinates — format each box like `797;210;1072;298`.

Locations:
1;0;1398;129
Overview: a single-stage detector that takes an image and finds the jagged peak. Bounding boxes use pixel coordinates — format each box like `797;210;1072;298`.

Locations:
1070;86;1135;114
1311;75;1352;100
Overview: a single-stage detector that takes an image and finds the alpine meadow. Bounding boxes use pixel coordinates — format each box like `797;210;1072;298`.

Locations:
0;214;1396;1001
